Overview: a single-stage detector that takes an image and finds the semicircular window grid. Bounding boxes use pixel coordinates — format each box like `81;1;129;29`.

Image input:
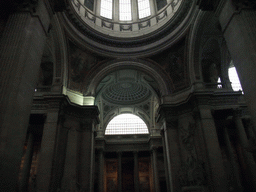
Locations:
105;114;149;135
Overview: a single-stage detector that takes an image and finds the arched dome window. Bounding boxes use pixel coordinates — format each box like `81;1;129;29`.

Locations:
119;0;132;21
100;0;151;20
71;0;185;40
228;61;243;92
138;0;151;19
100;0;113;19
105;114;149;135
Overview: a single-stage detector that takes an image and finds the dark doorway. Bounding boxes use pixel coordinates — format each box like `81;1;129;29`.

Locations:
122;158;134;192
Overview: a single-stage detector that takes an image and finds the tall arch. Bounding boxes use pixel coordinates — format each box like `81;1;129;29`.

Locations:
85;59;173;97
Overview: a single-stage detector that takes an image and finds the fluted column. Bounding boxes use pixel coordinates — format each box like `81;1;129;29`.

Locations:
163;120;181;192
118;152;122;192
219;0;256;128
234;112;256;190
199;107;227;192
0;1;52;190
158;105;181;191
57;104;99;192
134;151;140;192
77;120;96;192
37;107;62;192
61;119;79;191
19;132;35;192
48;118;69;192
152;148;160;192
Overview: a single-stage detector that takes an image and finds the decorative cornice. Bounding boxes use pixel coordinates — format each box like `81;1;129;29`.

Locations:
157;91;246;123
32;94;100;123
60;97;100;123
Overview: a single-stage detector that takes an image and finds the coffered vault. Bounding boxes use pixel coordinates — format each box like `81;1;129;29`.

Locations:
1;0;256;192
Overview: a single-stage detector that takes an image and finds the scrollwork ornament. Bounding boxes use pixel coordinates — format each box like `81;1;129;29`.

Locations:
232;0;256;10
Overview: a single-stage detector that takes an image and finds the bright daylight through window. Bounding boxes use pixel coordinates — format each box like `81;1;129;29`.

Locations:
138;0;151;19
105;114;149;135
229;64;243;92
100;0;113;19
119;0;132;21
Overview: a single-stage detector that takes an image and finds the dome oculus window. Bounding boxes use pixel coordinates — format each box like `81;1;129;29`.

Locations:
105;114;149;135
100;0;113;19
138;0;151;19
119;0;132;21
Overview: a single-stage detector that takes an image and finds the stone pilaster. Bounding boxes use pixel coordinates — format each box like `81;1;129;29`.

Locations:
223;127;243;191
199;106;227;192
77;120;97;192
219;0;256;128
61;118;79;191
233;110;256;190
59;103;99;192
160;128;171;192
36;96;65;192
158;105;181;192
49;115;69;192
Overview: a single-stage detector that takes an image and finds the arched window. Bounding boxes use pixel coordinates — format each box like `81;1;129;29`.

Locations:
119;0;132;21
138;0;151;19
100;0;113;19
228;62;243;92
105;114;149;135
100;0;152;20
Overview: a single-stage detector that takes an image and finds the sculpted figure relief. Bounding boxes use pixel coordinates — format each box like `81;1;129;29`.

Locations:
179;122;206;187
